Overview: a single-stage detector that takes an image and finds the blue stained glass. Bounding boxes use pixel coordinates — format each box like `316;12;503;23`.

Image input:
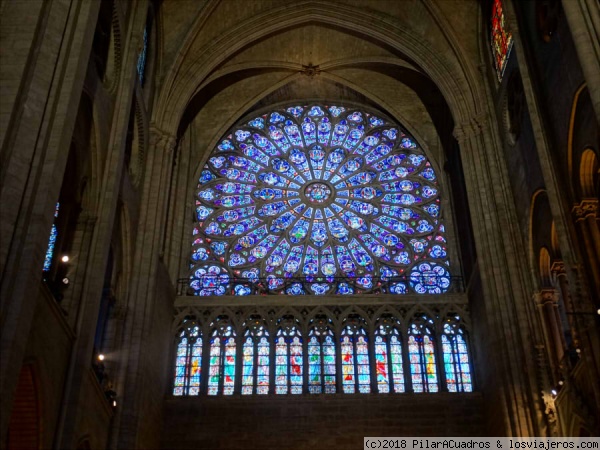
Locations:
218;139;235;151
269;126;291;152
302;118;317;145
287;106;303;117
369;115;384;127
284;122;303;147
137;27;148;83
270;112;285;123
331;121;349;146
192;105;450;295
318;117;331;144
235;130;251;142
43;202;60;272
343;126;364;149
253;133;279;156
308;106;325;116
286;283;305;295
248;117;265;129
239;144;269;166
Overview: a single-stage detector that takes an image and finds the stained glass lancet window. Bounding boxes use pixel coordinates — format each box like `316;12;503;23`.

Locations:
308;318;336;394
341;319;371;394
191;105;451;296
173;322;202;396
136;24;149;83
491;0;513;81
207;321;236;395
374;319;405;393
241;320;270;395
408;316;438;393
442;318;473;392
43;203;60;272
275;322;303;394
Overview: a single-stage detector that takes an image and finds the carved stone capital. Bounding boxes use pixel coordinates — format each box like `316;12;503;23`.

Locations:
572;198;598;221
149;125;176;150
453;113;489;143
535;288;559;306
550;260;566;276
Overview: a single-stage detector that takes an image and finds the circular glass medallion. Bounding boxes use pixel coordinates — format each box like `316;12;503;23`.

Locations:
305;182;331;203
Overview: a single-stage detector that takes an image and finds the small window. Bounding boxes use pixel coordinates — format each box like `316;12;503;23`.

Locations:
341;325;370;394
442;319;473;392
491;0;514;81
308;326;336;394
408;317;438;393
241;323;270;395
275;325;303;394
374;323;405;393
173;323;202;396
207;324;236;395
43;203;60;272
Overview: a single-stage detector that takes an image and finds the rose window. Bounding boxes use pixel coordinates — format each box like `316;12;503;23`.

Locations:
190;105;450;296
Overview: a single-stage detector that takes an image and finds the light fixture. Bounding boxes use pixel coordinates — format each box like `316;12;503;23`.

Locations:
62;277;70;285
551;389;557;396
61;255;69;263
112;400;117;407
558;380;564;386
98;354;105;361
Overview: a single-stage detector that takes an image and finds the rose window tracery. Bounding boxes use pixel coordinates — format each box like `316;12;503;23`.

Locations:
190;105;450;296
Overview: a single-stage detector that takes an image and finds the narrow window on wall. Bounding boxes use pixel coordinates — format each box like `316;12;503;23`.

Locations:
375;325;405;393
208;325;236;395
408;317;438;392
308;327;336;394
173;323;202;396
241;324;270;395
341;326;371;394
491;0;514;81
275;326;303;394
442;319;473;392
43;203;60;272
137;14;152;84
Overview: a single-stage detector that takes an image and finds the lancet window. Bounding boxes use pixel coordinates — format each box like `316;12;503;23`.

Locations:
491;0;513;81
442;318;473;392
341;317;371;394
241;319;270;395
308;317;336;394
173;322;202;396
408;316;439;393
207;320;236;395
374;317;405;393
275;319;303;394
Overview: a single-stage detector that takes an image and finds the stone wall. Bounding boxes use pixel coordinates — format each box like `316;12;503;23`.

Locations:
162;393;484;450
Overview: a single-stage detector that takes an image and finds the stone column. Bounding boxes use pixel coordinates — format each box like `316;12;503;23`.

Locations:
453;116;542;435
561;0;600;123
535;289;565;381
572;199;600;300
551;262;578;347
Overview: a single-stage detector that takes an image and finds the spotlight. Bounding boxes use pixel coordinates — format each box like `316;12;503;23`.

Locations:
551;389;557;396
558;380;564;386
61;255;70;263
98;354;105;361
112;400;117;408
62;277;70;285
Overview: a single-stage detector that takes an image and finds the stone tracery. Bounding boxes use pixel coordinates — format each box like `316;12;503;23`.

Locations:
190;105;451;296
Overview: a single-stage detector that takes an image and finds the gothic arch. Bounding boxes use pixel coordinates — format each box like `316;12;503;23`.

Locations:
154;1;484;135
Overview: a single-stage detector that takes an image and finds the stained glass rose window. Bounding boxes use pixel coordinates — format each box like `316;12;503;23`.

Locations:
190;105;450;295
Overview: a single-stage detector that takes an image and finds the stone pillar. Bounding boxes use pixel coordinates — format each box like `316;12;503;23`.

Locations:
572;199;600;301
535;289;565;381
551;261;578;349
113;126;177;450
453;116;542;435
0;1;100;442
561;0;600;123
